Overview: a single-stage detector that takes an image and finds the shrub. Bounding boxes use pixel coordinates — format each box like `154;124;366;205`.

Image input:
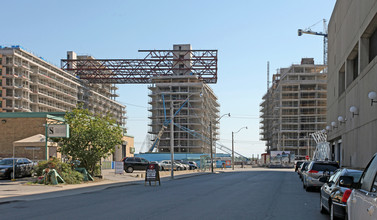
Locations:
34;157;84;184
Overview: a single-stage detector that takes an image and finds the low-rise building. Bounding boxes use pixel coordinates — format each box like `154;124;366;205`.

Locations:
327;0;377;168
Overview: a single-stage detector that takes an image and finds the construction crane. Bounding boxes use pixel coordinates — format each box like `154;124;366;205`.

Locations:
298;19;328;65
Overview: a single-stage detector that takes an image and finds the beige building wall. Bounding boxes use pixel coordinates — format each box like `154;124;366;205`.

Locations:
327;1;377;168
113;135;135;161
0;117;46;159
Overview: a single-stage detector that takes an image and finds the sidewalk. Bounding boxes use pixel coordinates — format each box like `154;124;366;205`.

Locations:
0;169;213;204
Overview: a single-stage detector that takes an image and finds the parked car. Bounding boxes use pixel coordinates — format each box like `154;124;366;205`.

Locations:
298;161;310;180
302;161;339;191
174;162;185;170
122;157;149;173
159;160;183;171
347;154;377;220
175;160;189;170
188;161;198;170
0;158;36;179
295;161;304;172
319;168;362;219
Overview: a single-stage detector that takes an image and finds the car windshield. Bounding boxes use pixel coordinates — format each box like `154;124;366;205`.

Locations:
0;159;15;165
312;163;339;172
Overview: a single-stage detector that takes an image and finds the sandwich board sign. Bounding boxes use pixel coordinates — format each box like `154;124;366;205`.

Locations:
145;164;160;186
115;162;124;174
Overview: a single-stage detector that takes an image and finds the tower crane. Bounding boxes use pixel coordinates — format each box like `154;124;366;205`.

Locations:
298;19;328;65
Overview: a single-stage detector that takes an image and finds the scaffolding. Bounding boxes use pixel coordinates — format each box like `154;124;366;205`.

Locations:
260;58;327;156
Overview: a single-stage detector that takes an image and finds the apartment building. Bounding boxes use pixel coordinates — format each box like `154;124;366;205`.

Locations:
260;58;327;156
327;1;377;168
0;46;126;127
148;44;220;154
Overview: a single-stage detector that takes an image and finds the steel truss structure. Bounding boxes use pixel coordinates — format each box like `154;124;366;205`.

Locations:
61;50;218;84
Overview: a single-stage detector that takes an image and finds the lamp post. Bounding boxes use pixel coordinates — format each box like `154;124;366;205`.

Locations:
232;126;247;170
170;100;174;179
209;113;230;173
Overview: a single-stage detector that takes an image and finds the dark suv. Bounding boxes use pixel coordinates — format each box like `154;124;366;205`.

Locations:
122;157;149;173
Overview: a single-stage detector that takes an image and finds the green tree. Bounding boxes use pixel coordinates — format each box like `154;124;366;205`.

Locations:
57;107;123;175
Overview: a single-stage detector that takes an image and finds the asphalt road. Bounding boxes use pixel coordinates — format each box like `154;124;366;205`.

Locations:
0;169;328;220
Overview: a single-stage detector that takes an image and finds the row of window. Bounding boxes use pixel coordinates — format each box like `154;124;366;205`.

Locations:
338;17;377;95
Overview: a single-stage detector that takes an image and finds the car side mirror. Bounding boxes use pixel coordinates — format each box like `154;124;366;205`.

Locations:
319;176;329;183
339;176;354;188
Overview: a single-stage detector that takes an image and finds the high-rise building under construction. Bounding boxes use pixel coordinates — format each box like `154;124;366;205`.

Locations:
260;58;327;156
148;44;220;153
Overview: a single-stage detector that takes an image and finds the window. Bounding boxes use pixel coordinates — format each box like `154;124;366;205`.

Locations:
369;25;377;62
179;64;184;69
179;55;184;60
338;64;345;95
352;55;358;80
346;44;359;86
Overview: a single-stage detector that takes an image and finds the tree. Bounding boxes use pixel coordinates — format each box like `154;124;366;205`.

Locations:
56;107;123;175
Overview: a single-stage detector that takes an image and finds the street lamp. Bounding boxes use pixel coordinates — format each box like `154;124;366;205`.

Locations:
232;126;248;170
210;113;230;173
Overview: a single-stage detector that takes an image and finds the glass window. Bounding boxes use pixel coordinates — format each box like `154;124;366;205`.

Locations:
135;158;141;162
312;163;339;172
126;158;135;162
141;158;148;163
369;28;377;62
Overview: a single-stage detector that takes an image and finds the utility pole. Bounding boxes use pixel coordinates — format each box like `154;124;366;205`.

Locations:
170;101;174;179
232;131;234;170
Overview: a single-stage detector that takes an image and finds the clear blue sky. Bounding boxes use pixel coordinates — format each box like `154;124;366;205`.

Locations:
2;0;336;157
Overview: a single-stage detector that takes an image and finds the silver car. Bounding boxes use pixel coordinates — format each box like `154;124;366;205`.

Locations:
347;154;377;220
303;161;339;191
160;160;183;171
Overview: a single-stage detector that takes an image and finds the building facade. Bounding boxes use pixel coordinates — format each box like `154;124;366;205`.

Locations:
0;46;126;127
260;58;327;156
327;1;377;168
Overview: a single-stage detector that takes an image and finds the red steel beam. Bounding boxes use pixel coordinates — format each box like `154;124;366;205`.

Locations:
61;49;217;84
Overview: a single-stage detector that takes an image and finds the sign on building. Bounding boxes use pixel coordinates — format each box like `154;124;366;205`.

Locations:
48;124;69;138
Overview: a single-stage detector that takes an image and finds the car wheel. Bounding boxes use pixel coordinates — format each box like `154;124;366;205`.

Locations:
126;166;134;173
